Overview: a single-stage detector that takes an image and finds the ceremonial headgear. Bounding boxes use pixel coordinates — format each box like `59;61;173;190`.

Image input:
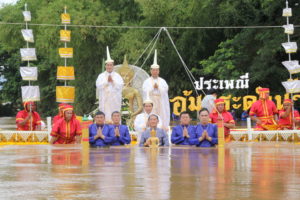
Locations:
105;46;114;64
151;49;159;69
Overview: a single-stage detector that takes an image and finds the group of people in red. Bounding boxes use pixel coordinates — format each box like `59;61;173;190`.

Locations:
15;87;299;145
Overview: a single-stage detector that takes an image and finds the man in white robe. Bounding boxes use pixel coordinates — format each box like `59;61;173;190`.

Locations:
134;99;162;140
96;46;124;122
142;49;170;129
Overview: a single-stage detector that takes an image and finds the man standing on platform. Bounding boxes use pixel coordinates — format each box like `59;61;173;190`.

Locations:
16;101;41;131
278;99;300;130
142;49;170;130
134;99;162;140
89;111;115;147
209;99;235;142
139;114;169;147
96;46;124;123
250;88;278;130
111;111;131;146
171;111;196;145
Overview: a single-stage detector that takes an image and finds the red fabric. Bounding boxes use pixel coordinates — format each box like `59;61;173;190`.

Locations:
249;100;278;130
51;118;82;144
16;110;41;131
53;115;63;125
214;98;225;105
210;110;235;137
278;109;300;129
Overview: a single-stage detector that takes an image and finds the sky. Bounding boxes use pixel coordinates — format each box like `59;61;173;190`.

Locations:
0;0;18;8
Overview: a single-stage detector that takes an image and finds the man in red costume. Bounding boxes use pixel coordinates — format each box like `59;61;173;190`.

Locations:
278;99;300;130
50;105;82;144
53;103;67;125
250;88;278;130
16;101;41;131
209;98;235;142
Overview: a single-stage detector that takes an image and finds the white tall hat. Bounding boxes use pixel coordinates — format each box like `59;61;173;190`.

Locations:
105;46;114;64
143;92;153;104
150;49;160;69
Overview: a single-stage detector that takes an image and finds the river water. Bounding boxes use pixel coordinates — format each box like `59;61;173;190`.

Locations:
0;143;300;199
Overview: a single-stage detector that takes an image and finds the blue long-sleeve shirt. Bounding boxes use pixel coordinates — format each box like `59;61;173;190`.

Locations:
89;124;115;147
139;128;169;147
111;124;131;146
171;125;196;145
191;123;218;147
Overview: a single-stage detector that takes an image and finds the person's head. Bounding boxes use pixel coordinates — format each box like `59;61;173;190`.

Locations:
180;111;191;125
258;88;270;100
207;88;217;97
143;101;153;114
58;103;66;116
214;99;225;113
24;101;36;112
63;105;74;122
94;111;105;125
105;62;114;73
148;114;159;128
198;108;210;125
150;68;160;78
283;99;293;110
111;111;121;124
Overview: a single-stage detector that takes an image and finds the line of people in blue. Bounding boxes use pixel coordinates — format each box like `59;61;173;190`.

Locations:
89;108;218;148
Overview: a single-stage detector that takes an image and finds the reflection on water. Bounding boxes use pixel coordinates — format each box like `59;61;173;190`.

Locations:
0;143;300;199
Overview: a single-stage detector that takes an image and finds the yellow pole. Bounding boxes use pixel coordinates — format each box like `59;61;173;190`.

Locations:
217;118;225;147
81;123;90;167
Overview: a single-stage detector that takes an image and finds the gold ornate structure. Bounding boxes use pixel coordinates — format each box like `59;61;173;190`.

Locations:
117;56;143;128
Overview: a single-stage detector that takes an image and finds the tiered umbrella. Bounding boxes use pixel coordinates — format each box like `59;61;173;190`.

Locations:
20;3;40;104
56;6;75;103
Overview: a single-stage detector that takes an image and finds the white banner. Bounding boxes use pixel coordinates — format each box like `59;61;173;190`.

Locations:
22;11;31;22
21;29;34;43
20;48;37;61
21;86;40;102
282;60;300;74
20;67;38;81
282;80;300;93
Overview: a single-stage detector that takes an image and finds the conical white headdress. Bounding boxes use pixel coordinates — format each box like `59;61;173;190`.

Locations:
105;46;114;64
143;92;153;104
151;49;159;69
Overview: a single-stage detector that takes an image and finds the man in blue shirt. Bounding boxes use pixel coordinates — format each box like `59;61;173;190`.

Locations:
191;108;218;147
111;111;131;146
139;114;169;147
171;111;195;145
89;111;115;147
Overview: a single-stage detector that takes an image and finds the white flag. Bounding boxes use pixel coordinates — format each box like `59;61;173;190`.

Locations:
282;60;300;74
21;29;34;43
20;48;37;61
282;80;300;93
20;67;38;81
282;42;297;54
22;11;31;22
283;24;294;35
21;86;40;102
282;8;292;17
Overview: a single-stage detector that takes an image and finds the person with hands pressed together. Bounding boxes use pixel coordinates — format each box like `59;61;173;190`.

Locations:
139;114;169;147
89;111;115;147
111;111;131;146
171;111;195;145
190;108;218;147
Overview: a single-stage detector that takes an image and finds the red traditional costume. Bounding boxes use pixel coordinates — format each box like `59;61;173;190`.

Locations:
16;101;41;131
278;99;300;129
53;103;67;125
249;88;278;130
210;98;235;142
51;105;82;144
